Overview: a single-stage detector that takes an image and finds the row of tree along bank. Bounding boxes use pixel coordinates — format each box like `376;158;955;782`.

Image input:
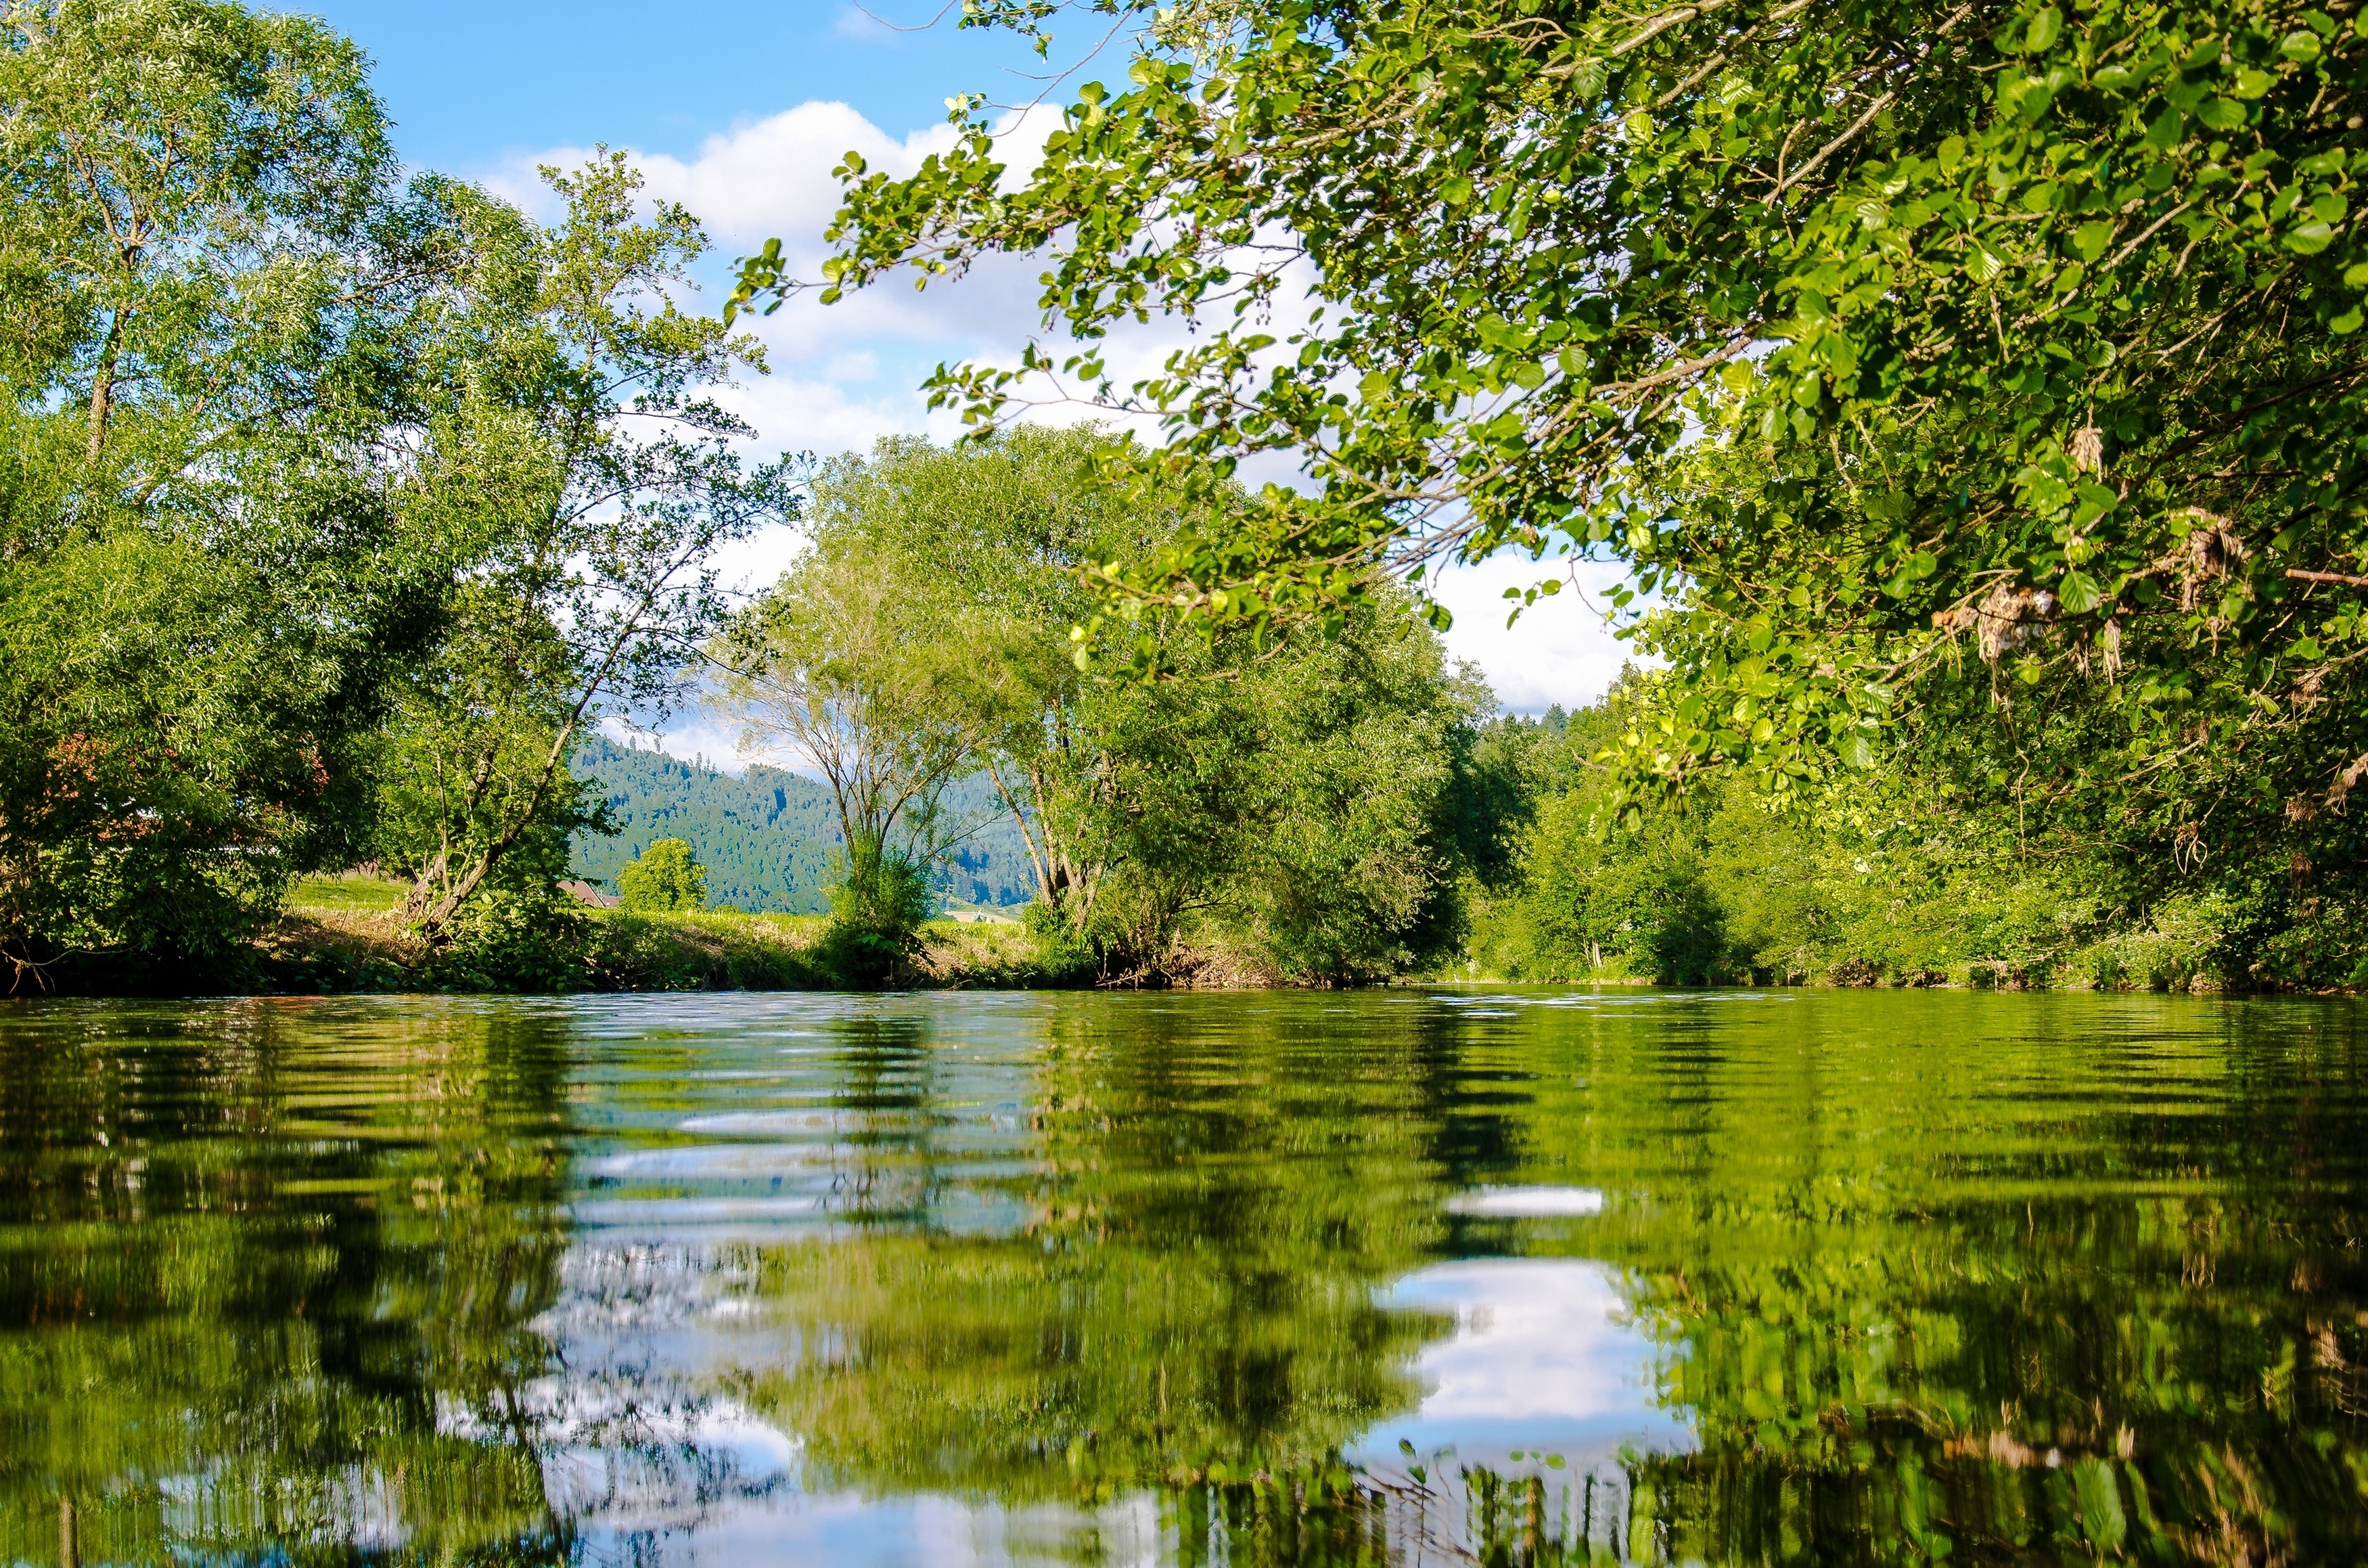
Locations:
1473;682;2366;994
7;0;2365;995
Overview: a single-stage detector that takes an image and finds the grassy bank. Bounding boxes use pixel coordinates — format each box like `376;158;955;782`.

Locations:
252;877;1081;994
58;875;2347;998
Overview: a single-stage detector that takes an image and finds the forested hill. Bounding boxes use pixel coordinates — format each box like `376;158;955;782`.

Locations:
570;737;1036;913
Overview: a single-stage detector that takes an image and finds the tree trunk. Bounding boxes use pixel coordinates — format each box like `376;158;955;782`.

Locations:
409;720;582;939
87;308;126;461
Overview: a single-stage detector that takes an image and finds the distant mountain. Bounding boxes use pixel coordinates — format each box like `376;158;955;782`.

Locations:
570;737;1037;914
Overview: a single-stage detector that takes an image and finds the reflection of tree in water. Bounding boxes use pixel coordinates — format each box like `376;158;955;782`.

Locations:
746;994;2368;1565
1450;994;2368;1565
745;997;1463;1513
5;993;2365;1565
819;1008;955;1223
0;1000;581;1565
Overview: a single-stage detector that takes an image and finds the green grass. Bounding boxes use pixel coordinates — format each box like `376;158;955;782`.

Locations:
290;875;407;915
260;890;1107;993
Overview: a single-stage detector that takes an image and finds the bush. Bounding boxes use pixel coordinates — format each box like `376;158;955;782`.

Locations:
585;910;825;990
16;842;288;994
1019;898;1107;986
815;837;934;986
426;884;591;992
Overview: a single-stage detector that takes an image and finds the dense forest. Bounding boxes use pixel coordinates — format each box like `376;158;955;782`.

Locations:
7;0;2368;992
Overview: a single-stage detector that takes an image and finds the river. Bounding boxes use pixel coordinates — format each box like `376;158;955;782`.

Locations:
1;990;2363;1564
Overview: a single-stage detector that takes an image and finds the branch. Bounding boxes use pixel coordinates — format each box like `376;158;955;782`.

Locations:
1766;3;1972;202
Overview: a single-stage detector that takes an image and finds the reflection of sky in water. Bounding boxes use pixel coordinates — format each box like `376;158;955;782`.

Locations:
1443;1184;1606;1216
1357;1258;1692;1466
484;1220;1686;1563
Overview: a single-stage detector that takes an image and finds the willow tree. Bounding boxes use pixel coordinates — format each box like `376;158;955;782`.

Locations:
740;0;2368;874
773;429;1172;928
712;527;994;968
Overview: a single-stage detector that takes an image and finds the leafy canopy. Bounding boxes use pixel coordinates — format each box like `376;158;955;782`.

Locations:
745;0;2368;835
0;0;440;983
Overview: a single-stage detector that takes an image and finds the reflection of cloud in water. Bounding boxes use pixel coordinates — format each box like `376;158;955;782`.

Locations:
583;1143;827;1179
1444;1185;1606;1217
451;1242;1177;1565
1361;1259;1692;1462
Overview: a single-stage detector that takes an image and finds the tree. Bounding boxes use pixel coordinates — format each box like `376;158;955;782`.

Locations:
618;835;707;913
747;0;2368;875
748;430;1516;982
375;152;798;938
771;428;1176;929
0;0;448;986
713;530;989;972
1085;594;1503;982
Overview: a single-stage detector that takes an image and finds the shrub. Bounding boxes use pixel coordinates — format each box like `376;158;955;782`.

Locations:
815;837;934;986
426;885;591;992
1020;898;1104;985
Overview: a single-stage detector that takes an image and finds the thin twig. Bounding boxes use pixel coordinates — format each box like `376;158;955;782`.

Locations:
1767;1;1970;200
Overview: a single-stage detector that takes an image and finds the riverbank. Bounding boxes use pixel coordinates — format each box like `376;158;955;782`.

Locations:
24;876;2343;998
244;877;1076;994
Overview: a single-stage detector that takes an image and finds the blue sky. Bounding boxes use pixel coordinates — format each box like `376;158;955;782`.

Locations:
306;0;1632;726
313;0;1068;173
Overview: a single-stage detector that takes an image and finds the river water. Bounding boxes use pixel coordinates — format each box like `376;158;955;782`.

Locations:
1;990;2363;1565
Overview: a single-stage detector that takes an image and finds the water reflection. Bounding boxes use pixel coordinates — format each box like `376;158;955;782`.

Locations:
0;990;2363;1563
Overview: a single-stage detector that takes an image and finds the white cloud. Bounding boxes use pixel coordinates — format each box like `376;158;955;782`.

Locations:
1426;554;1651;714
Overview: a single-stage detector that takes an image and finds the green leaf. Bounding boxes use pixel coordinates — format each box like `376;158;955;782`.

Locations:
2194;98;2247;133
2059;568;2102;614
2287;220;2336;254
